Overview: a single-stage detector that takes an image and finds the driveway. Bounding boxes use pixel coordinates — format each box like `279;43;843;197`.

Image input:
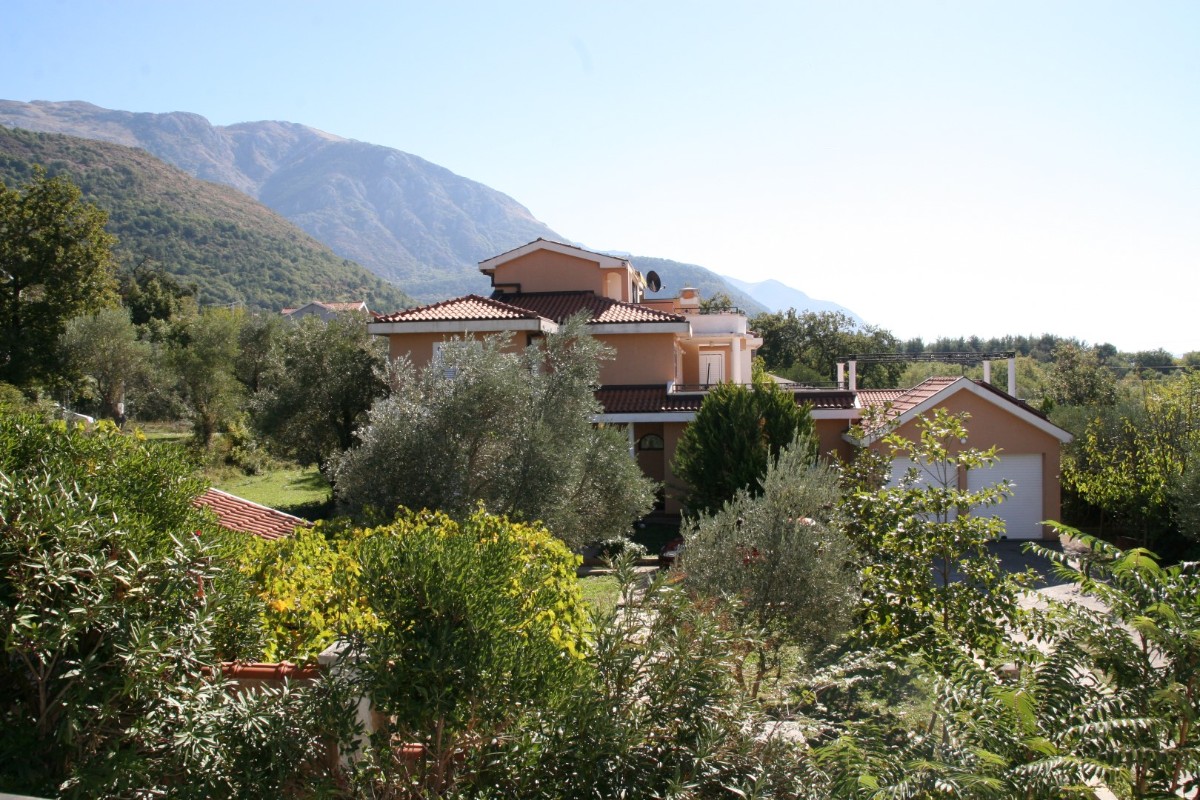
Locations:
989;539;1066;589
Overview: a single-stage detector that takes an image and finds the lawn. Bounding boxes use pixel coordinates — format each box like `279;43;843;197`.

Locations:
211;465;332;519
578;573;622;614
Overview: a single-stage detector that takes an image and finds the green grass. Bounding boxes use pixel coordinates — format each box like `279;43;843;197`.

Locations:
133;420;191;442
578;574;622;614
211;465;332;519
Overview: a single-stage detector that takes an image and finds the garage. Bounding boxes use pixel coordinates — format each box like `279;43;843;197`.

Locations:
965;454;1044;540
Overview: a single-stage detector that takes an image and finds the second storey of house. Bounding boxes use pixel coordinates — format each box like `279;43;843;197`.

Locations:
369;239;762;391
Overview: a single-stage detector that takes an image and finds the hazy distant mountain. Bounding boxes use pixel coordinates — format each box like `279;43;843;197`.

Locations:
721;275;863;323
0;127;412;312
0;100;560;303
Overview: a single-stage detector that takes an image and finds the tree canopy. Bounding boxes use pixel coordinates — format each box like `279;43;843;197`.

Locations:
252;313;389;472
333;320;656;546
672;379;814;515
0;169;117;387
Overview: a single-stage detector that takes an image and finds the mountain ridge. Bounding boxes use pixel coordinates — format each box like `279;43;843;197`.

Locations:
1;99;847;318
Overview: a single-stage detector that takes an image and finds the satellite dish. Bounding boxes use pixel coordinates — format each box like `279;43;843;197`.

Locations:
645;270;662;293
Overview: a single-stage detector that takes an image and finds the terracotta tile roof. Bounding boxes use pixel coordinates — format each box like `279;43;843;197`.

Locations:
194;488;311;540
796;389;859;410
595;385;858;414
502;292;686;325
374;294;542;323
854;389;905;408
857;376;1052;421
597;385;705;414
857;377;958;417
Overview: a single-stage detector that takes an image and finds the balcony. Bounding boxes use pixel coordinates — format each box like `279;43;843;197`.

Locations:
670;380;842;395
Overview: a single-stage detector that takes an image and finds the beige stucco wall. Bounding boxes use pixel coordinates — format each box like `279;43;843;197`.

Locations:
813;417;858;463
593;333;678;385
385;331;528;368
489;250;632;299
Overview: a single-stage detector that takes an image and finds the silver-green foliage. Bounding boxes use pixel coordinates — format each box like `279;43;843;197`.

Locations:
252;312;389;471
59;306;152;421
333;319;655;547
682;436;858;695
464;553;808;799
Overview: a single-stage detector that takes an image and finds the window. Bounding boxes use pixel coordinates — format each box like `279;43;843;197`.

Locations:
638;433;664;451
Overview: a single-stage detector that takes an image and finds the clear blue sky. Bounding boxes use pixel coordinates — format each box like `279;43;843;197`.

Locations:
4;1;1198;353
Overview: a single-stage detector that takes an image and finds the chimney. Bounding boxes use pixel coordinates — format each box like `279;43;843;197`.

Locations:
837;361;845;389
1008;355;1017;397
678;287;699;312
848;359;857;392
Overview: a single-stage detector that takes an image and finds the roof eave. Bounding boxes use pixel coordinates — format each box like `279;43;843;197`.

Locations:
479;238;630;274
368;318;557;335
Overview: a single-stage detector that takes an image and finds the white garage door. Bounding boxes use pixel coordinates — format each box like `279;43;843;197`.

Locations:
966;455;1043;540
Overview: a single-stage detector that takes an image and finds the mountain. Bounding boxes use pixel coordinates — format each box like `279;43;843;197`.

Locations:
0;100;823;315
623;255;768;315
0;100;560;303
0;126;412;312
721;275;863;323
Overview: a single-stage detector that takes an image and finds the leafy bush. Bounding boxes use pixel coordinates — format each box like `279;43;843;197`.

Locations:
347;508;591;794
672;379;814;515
0;414;339;796
464;554;808;799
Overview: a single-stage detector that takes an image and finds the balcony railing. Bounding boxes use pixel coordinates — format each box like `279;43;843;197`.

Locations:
670;381;844;394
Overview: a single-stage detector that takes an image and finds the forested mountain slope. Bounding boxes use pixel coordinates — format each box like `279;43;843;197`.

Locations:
0;100;560;302
0;126;412;312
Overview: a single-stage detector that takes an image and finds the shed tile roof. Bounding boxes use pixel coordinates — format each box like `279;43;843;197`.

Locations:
859;377;959;416
858;377;1052;421
194;488;311;540
502;292;686;325
374;294;542;323
798;389;859;410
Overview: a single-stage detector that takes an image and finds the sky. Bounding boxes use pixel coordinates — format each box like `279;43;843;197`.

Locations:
3;1;1198;354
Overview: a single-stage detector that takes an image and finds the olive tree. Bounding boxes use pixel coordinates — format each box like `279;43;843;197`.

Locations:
333;319;655;547
164;307;245;447
682;435;858;697
59;307;152;422
252;313;389;473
